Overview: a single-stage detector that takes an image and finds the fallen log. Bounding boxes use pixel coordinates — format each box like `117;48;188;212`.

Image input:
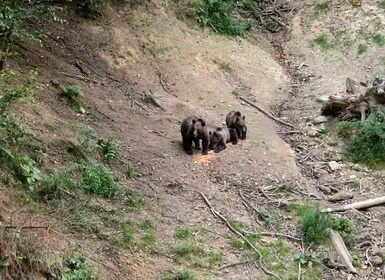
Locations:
329;229;357;274
323;196;385;212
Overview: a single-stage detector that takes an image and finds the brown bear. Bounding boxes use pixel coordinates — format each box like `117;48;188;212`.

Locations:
226;111;247;141
209;127;238;153
181;116;209;155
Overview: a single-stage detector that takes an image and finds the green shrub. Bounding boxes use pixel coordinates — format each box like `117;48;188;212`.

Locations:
302;207;332;245
62;253;97;280
81;163;121;198
357;43;368;55
0;69;43;187
38;172;78;201
125;188;144;211
60;85;86;114
338;119;361;138
373;34;385;47
343;108;385;167
75;125;98;154
126;164;138;178
97;137;120;162
162;269;197;280
191;0;251;36
311;34;337;50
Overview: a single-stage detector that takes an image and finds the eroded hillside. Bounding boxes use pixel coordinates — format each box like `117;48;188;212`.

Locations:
3;0;385;279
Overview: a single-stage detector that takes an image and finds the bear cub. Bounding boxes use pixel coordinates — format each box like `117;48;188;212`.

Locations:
209;127;238;153
226;111;247;141
181;116;209;155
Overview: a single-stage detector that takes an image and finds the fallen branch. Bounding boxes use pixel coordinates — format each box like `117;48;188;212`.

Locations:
329;229;357;274
241;230;301;242
239;96;295;128
58;71;99;84
323;196;385;212
218;259;254;270
198;191;281;280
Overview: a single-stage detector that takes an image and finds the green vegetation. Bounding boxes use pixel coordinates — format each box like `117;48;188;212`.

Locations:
125;188;144;211
97;137;120;163
231;90;240;97
313;1;332;17
0;69;43;188
342;108;385;167
139;219;156;231
175;227;193;240
62;253;97;280
81;162;121;198
60;85;87;114
373;34;385;46
302;207;332;244
126;164;138;178
380;0;385;9
319;123;330;134
338;119;361;138
311;34;337;50
162;269;197;280
357;43;367;55
189;0;254;36
213;59;232;72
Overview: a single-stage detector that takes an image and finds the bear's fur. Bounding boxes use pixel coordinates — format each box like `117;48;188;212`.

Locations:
226;111;247;141
181;116;209;155
209;127;238;153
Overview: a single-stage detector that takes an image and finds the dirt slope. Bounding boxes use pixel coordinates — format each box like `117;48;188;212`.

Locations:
9;0;385;279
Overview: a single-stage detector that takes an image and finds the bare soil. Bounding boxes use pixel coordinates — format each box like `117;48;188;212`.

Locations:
3;0;385;279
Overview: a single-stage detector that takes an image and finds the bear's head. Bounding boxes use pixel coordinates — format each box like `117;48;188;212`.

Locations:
209;128;222;150
192;118;206;138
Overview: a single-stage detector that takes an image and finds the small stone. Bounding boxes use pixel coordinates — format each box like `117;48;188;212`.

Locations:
313;115;329;124
307;128;320;137
371;256;383;266
328;191;354;202
372;247;385;258
317;95;330;102
319;185;332;194
328;161;341;171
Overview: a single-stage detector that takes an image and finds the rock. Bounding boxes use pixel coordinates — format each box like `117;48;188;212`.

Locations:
328;161;341;171
313;115;329;124
371;256;383;266
319;185;332;194
318;173;334;184
328;191;354;202
317;95;330;102
372;247;385;259
307;128;320;137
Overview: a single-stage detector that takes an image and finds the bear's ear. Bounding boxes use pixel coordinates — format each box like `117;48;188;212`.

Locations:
216;127;222;132
192;119;196;125
209;131;212;136
242;116;245;120
201;120;206;127
235;116;240;123
235;111;242;117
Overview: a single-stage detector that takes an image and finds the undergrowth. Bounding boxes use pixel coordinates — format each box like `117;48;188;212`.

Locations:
342;107;385;168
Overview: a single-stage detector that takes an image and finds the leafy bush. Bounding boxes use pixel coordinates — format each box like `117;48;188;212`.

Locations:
190;0;253;36
343;108;385;167
162;269;197;280
62;253;97;280
97;137;120;162
60;85;87;114
81;163;121;198
38;172;78;201
0;69;43;187
302;207;332;245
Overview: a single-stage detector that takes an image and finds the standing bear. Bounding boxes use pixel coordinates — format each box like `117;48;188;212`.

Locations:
209;127;238;153
181;116;209;155
226;111;247;142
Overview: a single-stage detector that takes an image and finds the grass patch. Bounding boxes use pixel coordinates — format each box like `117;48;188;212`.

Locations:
126;164;138;178
357;43;368;55
113;223;135;248
380;0;385;8
190;0;252;36
63;253;97;280
313;1;332;16
311;34;337;50
373;34;385;47
175;227;193;240
139;219;156;231
161;269;197;280
81;162;121;198
302;207;332;245
213;59;232;72
125;188;144;211
320;123;330;134
60;85;88;115
342;108;385;167
137;233;156;251
97;137;120;163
